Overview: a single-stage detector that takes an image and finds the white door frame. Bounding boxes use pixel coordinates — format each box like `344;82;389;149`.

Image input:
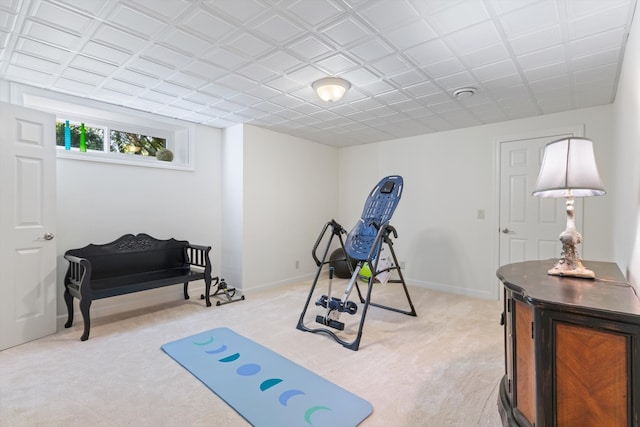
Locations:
491;125;584;300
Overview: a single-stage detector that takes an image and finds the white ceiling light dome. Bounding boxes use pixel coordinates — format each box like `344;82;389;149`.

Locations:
312;77;351;102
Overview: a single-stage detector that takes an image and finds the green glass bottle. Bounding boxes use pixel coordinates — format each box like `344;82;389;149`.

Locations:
80;123;86;152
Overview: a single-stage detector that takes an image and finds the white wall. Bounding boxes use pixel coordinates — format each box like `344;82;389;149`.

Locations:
612;9;640;287
339;105;614;299
240;125;339;290
2;80;226;325
54;123;222;319
221;124;244;289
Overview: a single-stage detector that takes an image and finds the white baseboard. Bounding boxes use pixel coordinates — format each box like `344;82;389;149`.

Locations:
408;279;497;300
241;272;317;295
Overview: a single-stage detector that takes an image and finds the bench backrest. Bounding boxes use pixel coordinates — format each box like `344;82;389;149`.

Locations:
65;233;189;280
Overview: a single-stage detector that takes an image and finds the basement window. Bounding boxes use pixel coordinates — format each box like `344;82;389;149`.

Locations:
55;120;168;156
13;84;195;171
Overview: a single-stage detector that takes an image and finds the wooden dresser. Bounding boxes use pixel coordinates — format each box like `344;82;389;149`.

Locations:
497;260;640;427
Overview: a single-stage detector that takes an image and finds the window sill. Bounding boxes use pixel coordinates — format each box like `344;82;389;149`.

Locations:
56;148;194;171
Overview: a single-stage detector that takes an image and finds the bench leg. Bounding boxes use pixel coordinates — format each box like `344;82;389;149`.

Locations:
204;276;213;307
197;277;215;307
183;282;190;300
63;288;74;328
79;298;92;341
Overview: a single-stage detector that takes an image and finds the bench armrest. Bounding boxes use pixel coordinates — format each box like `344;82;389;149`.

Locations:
186;244;212;270
64;254;92;298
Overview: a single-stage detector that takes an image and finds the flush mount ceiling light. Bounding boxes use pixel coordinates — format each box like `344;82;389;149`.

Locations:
312;77;351;102
452;87;476;99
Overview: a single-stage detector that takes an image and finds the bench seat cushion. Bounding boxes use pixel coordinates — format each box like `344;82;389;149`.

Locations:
90;267;204;299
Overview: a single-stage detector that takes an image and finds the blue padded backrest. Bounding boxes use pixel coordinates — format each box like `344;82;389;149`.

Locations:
344;175;403;261
360;175;403;226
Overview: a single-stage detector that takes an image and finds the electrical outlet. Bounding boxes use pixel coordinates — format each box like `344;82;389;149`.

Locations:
400;261;406;269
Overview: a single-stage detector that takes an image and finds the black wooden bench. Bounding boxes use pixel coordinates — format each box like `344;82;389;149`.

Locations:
63;233;243;341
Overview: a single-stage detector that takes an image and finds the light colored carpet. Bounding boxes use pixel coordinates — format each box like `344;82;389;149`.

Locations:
0;280;504;427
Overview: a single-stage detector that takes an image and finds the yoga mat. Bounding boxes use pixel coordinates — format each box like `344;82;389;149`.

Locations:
161;327;373;427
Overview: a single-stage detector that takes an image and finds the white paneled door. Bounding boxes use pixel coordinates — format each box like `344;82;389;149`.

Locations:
499;133;583;266
0;103;57;350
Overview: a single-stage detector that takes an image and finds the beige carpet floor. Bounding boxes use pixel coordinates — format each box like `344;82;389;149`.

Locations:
0;279;504;427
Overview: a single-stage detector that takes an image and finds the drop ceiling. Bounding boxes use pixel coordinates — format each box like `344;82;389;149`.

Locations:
0;0;636;147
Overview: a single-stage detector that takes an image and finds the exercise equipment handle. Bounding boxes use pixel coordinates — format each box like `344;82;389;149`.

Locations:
311;219;345;267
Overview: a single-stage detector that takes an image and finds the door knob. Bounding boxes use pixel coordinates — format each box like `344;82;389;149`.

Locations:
501;228;514;234
43;232;55;240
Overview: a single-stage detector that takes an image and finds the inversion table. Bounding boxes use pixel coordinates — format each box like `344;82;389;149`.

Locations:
296;175;417;351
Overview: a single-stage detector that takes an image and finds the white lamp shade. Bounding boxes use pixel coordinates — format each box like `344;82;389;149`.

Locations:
312;77;350;102
533;137;605;198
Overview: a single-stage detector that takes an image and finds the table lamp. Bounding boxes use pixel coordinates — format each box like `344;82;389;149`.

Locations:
532;137;605;278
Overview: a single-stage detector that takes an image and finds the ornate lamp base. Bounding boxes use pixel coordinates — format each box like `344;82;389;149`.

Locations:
548;195;595;280
548;257;595;279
